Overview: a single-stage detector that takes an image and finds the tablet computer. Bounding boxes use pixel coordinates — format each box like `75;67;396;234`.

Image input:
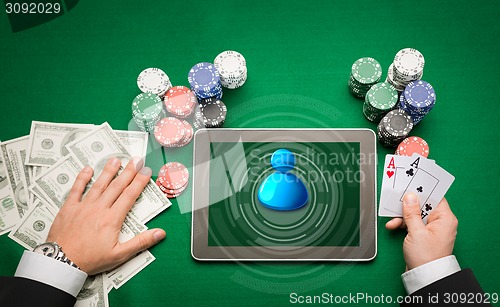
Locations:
191;129;377;261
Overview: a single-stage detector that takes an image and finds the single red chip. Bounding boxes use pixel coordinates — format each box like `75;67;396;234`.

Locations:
396;136;429;157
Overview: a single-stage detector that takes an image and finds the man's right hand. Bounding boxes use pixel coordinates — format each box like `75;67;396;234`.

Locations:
386;193;458;271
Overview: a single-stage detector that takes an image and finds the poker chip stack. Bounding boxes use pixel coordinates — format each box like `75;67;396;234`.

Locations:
188;62;223;100
214;50;247;89
377;109;414;148
194;97;227;129
137;68;172;97
164;86;197;118
131;92;165;132
156;162;189;199
395;136;429;157
349;57;382;98
362;82;398;123
153;117;193;148
399;80;436;125
386;48;425;93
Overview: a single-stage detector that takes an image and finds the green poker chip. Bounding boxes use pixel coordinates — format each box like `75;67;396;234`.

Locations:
366;82;398;111
351;57;382;85
132;92;163;122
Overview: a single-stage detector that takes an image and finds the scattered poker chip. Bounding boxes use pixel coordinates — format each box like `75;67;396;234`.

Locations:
194;98;227;128
137;68;172;96
131;92;164;132
349;57;382;98
157;162;189;190
214;50;248;89
164;86;197;118
154;117;185;147
363;82;398;122
396;137;429;157
377;109;414;148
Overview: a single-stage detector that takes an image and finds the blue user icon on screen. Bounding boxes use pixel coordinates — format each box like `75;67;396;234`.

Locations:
257;149;309;211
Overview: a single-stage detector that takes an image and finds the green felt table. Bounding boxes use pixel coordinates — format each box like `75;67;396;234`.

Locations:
1;0;499;306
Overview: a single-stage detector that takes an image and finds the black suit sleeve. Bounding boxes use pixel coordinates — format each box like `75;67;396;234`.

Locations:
401;269;492;306
0;276;76;307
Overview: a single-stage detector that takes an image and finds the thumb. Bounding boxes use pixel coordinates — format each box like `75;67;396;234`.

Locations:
119;229;166;258
402;193;425;232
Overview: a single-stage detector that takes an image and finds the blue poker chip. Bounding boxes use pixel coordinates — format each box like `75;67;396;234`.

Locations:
188;62;221;92
403;80;436;109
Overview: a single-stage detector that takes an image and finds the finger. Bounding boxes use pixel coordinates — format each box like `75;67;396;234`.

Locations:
402;193;425;232
117;229;166;260
64;166;93;205
385;218;404;230
83;157;121;203
99;157;144;207
111;167;152;218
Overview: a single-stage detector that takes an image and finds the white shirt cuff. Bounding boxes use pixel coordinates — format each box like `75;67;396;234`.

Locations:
14;250;88;297
402;255;461;295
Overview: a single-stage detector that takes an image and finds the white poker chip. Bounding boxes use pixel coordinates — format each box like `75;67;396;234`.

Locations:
393;48;425;82
214;50;247;88
137;68;171;95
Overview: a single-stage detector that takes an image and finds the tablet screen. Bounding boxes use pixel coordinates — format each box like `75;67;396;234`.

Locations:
207;142;360;247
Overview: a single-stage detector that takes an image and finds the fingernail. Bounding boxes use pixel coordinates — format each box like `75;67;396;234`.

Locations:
404;193;418;206
154;230;166;242
132;156;143;171
109;157;120;167
139;166;152;176
82;165;93;173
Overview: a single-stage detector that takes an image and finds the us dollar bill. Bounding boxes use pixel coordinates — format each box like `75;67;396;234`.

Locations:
30;155;88;209
0;141;17;235
8;199;58;250
75;273;109;307
106;214;154;289
25;121;95;167
115;130;149;161
65;122;171;223
0;189;16;236
0;136;30;219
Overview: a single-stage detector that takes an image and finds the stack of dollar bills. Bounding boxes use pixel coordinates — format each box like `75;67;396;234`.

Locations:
0;121;171;307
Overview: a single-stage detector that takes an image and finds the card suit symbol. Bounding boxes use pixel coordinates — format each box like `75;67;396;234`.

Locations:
425;204;432;211
406;168;414;177
386;171;394;178
417;186;423;193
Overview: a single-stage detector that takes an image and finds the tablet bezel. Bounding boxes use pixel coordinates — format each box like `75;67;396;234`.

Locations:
191;128;377;261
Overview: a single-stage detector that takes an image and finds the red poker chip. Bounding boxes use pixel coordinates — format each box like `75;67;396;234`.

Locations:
396;136;429;157
164;87;197;118
154;117;185;147
175;120;194;147
157;162;189;190
156;178;188;194
165;86;191;98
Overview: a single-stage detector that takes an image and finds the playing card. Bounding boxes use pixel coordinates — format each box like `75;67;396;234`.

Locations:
378;154;412;216
378;153;454;224
399;154;455;224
